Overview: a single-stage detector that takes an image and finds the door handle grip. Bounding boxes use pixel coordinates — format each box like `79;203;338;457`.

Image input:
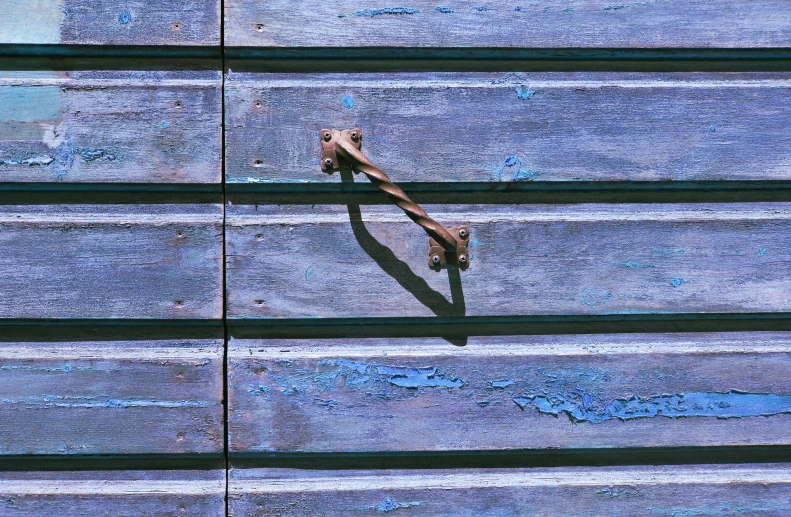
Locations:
320;128;469;270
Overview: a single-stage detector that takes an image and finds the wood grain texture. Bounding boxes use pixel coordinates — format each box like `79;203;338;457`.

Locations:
230;465;791;516
226;203;791;319
0;71;221;183
224;0;791;48
0;470;224;516
0;340;222;455
0;204;222;319
0;0;220;45
229;332;791;453
225;72;791;184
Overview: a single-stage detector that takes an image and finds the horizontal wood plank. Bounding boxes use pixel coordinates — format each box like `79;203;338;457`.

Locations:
229;332;791;453
0;204;222;319
225;73;791;184
225;0;791;48
230;465;791;516
0;1;219;45
226;203;791;319
0;71;221;183
0;340;222;455
0;471;224;516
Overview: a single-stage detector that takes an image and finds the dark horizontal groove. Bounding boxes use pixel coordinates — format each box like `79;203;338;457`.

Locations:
231;446;791;470
0;320;224;341
227;47;791;71
227;181;791;204
0;454;224;471
0;184;222;204
229;313;791;340
0;45;220;70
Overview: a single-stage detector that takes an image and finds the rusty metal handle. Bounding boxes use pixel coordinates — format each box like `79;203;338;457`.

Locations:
320;128;469;270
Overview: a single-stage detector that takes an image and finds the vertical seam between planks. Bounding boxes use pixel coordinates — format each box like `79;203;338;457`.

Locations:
220;0;230;513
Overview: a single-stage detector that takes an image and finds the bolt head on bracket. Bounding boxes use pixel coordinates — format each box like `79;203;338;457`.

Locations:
320;128;362;172
429;226;470;271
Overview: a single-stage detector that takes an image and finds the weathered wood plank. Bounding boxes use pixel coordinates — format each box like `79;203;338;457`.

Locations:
229;332;791;453
0;1;220;45
0;71;221;183
226;203;791;319
0;470;224;516
225;1;791;48
0;204;222;319
229;465;791;516
225;73;791;184
0;340;222;455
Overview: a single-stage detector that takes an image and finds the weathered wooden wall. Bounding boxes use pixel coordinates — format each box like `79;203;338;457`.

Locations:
229;465;791;516
0;1;220;45
225;72;791;184
226;203;791;319
224;0;791;48
0;471;225;516
228;332;791;453
0;71;221;183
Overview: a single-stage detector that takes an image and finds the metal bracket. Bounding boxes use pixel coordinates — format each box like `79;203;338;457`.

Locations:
429;226;470;271
320;128;362;172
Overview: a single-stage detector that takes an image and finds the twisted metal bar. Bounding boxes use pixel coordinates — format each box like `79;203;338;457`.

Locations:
333;137;458;253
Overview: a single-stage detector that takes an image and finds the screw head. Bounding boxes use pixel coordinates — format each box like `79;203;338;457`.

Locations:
323;158;334;169
349;131;359;142
322;132;332;142
431;254;441;265
458;254;468;266
458;228;468;239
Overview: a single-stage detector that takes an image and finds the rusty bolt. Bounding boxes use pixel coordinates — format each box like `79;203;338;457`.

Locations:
431;254;441;266
323;158;334;169
322;132;332;142
458;254;468;266
458;228;468;239
350;131;359;142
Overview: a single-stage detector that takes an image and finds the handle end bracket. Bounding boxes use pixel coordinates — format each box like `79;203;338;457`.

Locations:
429;226;470;271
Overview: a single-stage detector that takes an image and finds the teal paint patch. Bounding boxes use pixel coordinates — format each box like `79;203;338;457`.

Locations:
0;86;62;124
0;0;63;43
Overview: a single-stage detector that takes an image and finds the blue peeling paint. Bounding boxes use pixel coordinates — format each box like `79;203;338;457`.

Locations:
0;395;208;409
617;261;654;269
516;85;535;99
597;486;640;498
670;277;689;288
355;7;419;16
305;265;315;280
473;6;490;11
653;248;685;254
494;156;540;181
435;6;454;13
491;379;516;389
513;5;522;10
515;390;791;423
376;365;465;388
757;248;768;256
375;498;423;512
118;10;132;24
341;95;355;109
602;4;628;9
160;120;169;129
709;124;717;132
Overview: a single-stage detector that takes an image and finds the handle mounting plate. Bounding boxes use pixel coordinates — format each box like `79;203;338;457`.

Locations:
429;226;470;271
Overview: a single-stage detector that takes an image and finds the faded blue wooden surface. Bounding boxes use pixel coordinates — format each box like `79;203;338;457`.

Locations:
0;204;223;319
0;1;220;45
226;203;791;319
0;340;223;455
228;333;791;453
225;72;791;184
0;470;225;516
229;465;791;516
0;71;221;183
225;0;791;48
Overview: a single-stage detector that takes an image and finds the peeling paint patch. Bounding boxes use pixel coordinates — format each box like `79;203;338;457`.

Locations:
118;10;132;24
757;248;768;256
617;261;654;269
473;6;490;11
519;390;791;423
709;124;717;132
435;6;454;13
670;277;689;288
378;365;465;388
653;248;685;255
0;394;208;409
355;7;419;16
341;95;355;109
581;288;612;307
516;85;535;99
494;156;540;181
597;486;640;498
374;498;423;512
491;379;516;389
